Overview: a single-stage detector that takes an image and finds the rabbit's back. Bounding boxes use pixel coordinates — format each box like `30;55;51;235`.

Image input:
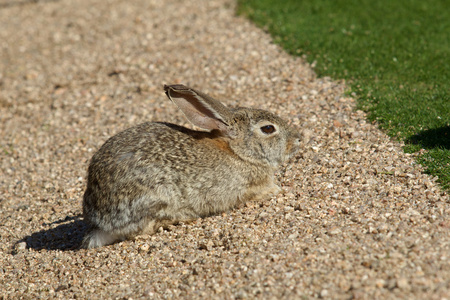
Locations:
83;122;251;236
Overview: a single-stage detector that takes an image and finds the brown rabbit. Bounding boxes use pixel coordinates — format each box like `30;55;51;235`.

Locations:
82;84;300;248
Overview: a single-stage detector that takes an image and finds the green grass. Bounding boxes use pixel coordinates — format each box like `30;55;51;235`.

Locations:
238;0;450;191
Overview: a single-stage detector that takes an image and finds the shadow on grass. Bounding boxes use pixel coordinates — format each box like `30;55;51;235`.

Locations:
406;125;450;150
16;215;88;252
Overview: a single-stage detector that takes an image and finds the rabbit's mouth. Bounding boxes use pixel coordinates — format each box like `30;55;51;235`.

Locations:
285;134;301;158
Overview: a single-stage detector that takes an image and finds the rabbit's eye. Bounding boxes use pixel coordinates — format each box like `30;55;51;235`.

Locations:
260;125;276;134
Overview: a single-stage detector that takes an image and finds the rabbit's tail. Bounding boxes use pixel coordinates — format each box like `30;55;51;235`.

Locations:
81;228;123;249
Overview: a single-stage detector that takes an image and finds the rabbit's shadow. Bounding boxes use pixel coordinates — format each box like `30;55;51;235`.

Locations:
19;215;88;251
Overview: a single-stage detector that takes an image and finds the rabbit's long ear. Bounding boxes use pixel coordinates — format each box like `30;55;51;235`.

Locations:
164;84;235;136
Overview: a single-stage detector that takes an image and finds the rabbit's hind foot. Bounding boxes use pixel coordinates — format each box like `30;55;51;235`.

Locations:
81;229;123;249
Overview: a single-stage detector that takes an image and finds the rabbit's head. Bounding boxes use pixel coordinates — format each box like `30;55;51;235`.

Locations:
227;107;300;167
165;85;300;168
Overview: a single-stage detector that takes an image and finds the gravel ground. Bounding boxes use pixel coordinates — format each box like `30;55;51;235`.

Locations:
0;0;449;299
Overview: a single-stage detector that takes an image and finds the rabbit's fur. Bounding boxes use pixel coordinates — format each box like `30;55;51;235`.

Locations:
82;84;300;248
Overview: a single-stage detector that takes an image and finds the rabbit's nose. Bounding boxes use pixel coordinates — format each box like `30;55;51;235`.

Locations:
293;131;302;146
286;132;302;157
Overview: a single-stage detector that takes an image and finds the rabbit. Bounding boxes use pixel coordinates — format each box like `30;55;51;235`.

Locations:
82;84;301;248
